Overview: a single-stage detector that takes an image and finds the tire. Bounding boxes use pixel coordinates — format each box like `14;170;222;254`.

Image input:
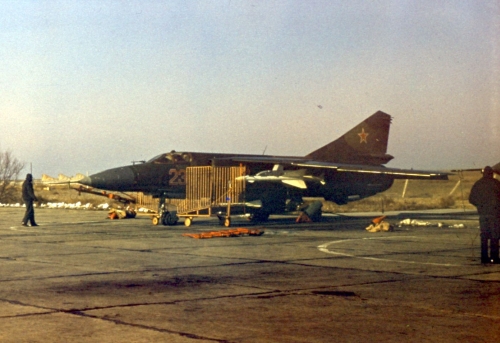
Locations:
250;210;269;222
152;216;160;226
162;213;178;226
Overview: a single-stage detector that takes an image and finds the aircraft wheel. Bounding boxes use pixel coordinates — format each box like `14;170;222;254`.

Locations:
224;218;231;227
162;213;178;226
152;216;160;226
184;217;192;227
250;211;269;222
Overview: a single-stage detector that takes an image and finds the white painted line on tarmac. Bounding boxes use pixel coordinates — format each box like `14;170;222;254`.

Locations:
318;236;459;267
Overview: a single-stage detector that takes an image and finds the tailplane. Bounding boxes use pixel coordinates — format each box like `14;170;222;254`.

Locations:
306;111;394;165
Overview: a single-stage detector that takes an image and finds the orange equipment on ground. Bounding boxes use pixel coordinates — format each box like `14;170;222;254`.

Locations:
371;215;387;224
296;212;312;223
182;228;264;239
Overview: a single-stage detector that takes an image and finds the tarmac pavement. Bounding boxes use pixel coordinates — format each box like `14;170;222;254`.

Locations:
0;207;499;342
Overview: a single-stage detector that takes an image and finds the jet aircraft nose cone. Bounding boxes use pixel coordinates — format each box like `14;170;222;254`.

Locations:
81;167;136;191
79;176;92;186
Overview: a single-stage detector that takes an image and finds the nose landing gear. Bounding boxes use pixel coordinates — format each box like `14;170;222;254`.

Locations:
152;193;178;226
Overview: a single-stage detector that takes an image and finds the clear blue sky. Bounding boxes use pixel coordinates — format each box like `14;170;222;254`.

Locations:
1;0;499;177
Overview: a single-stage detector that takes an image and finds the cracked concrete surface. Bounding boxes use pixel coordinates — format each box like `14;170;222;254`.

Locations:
0;208;499;342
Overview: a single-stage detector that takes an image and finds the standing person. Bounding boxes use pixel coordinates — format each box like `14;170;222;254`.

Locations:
469;166;500;264
21;173;38;227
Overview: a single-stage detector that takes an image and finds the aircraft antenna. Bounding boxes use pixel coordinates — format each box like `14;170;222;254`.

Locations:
262;146;267;155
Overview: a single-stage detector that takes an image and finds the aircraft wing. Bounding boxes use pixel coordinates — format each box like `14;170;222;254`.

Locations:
450;162;500;175
291;161;450;180
230;157;450;180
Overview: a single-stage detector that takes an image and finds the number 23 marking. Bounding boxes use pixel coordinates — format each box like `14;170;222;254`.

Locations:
169;169;186;186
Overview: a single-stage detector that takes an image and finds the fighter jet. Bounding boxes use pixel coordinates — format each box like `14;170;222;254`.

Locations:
79;111;449;222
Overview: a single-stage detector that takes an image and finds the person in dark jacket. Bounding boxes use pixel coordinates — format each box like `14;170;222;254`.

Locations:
469;166;500;264
21;173;38;227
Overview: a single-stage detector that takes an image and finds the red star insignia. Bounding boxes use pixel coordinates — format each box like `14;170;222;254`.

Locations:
358;128;369;143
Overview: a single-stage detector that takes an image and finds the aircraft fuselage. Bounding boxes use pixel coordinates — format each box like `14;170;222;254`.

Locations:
79;151;394;205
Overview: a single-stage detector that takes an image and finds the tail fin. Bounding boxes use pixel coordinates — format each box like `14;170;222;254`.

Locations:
306;111;394;165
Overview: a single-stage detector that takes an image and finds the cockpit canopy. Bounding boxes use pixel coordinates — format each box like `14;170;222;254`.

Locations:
147;151;192;164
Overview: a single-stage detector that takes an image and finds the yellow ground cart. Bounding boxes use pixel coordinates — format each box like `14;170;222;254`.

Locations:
140;166;246;227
